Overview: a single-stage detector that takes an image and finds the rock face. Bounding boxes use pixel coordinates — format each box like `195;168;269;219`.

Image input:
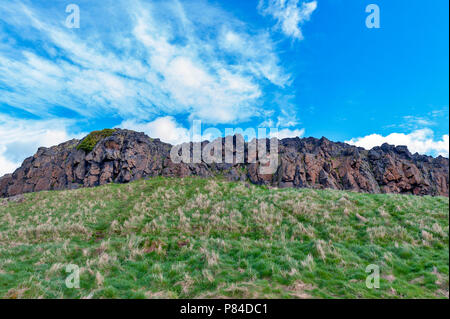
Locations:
0;129;448;197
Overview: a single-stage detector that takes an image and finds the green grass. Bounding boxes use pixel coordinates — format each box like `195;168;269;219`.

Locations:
76;129;117;152
0;177;448;299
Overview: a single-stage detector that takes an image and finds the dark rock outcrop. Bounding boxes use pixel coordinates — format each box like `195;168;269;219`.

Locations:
0;129;448;197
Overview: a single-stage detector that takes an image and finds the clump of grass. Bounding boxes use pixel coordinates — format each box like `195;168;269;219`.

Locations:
76;129;117;153
0;177;448;299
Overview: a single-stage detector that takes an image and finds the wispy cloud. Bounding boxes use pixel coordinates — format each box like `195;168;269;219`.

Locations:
258;0;317;40
0;0;291;124
346;128;449;158
383;108;449;131
402;115;436;127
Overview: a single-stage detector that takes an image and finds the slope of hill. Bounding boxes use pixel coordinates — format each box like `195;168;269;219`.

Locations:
0;177;448;298
1;129;448;199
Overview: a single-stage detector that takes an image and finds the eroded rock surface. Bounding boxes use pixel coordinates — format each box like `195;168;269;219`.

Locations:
0;129;448;197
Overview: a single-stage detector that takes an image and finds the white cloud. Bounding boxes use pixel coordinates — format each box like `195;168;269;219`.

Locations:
119;116;191;145
270;128;305;139
346;128;449;158
0;155;18;177
0;0;291;124
0;116;78;176
258;0;317;40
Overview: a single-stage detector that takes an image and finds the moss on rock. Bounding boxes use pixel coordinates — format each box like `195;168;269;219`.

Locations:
76;129;117;153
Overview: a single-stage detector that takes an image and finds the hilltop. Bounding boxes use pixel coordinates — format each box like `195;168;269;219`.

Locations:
1;129;448;198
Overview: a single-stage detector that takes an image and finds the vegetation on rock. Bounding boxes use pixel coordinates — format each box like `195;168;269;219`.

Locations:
76;129;117;153
0;177;448;298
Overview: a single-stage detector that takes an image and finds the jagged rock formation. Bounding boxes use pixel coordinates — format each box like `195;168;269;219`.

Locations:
0;129;448;197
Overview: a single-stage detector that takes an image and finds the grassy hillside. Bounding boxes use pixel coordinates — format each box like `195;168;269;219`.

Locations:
0;177;448;299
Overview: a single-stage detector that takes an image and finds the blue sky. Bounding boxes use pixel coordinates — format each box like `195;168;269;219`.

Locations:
0;0;448;175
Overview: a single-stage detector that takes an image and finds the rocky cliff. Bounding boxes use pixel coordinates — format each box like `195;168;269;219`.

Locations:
0;129;448;197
